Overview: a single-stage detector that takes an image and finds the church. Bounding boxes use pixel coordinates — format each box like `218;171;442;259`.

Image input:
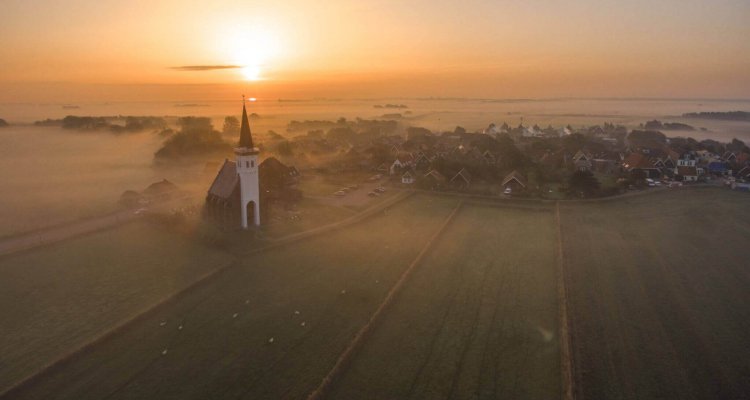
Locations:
205;99;301;230
204;99;264;230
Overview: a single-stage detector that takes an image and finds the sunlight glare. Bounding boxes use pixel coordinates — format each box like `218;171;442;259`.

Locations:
218;23;281;81
242;65;261;81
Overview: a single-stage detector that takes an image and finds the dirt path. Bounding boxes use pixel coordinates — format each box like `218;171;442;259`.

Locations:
555;202;575;400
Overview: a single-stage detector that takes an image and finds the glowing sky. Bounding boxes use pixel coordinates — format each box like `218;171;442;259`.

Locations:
1;0;748;100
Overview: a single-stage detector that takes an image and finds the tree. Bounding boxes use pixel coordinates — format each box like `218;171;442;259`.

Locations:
568;170;600;197
454;126;466;135
223;116;240;135
275;140;294;156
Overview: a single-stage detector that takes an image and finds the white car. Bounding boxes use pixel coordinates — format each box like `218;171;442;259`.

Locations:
334;191;346;197
503;187;512;195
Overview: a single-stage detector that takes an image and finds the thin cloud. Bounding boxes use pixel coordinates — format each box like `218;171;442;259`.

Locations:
170;65;242;71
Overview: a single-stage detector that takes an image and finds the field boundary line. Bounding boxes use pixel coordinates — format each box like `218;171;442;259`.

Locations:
555;202;576;400
306;201;464;400
0;191;414;399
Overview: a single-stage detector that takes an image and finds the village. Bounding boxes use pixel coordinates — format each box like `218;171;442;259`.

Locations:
265;117;750;203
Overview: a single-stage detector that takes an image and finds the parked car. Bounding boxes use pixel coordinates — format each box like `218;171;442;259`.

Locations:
503;187;512;195
375;186;386;193
334;191;346;197
368;192;378;197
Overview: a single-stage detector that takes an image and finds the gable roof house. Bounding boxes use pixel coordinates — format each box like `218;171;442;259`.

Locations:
482;150;497;165
401;169;416;184
572;150;593;172
622;152;662;179
449;168;472;189
676;166;699;182
502;170;527;191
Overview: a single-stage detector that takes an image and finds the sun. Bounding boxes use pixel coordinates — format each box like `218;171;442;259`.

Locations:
217;24;281;81
241;65;261;81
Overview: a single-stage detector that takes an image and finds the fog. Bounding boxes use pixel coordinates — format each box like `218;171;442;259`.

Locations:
1;97;749;238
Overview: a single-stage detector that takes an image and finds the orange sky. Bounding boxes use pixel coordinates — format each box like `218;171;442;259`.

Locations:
1;0;749;101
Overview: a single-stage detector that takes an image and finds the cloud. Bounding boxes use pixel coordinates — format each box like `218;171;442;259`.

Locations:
170;65;242;71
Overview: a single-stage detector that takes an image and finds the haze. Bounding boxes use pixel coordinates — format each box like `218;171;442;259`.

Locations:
2;0;749;102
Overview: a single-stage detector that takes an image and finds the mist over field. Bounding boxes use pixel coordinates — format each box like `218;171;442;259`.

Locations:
1;97;748;238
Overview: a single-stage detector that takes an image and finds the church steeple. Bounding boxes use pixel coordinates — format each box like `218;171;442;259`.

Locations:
238;95;254;148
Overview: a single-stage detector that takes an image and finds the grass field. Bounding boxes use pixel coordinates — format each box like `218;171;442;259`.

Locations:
3;187;749;400
561;187;750;400
5;194;461;400
329;204;560;399
0;222;234;394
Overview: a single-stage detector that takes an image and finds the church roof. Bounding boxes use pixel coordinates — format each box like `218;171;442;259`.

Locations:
239;101;254;148
207;159;239;199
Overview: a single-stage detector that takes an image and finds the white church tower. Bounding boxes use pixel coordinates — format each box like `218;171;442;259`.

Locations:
236;96;260;228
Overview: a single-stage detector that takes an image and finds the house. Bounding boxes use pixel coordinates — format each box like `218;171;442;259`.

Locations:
572;150;593;172
389;156;411;175
502;170;527;191
143;179;178;200
413;153;432;171
423;169;446;189
723;151;737;162
401;170;416;184
676;166;699;182
482;150;497;165
450;168;472;189
736;166;750;180
622;152;662;179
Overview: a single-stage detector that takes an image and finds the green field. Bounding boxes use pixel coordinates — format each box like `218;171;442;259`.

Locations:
0;223;234;394
561;188;750;399
329;204;560;399
3;188;749;400
5;194;461;399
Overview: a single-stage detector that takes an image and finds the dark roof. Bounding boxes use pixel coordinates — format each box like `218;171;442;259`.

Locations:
450;168;472;184
207;160;239;199
502;170;527;188
424;169;446;182
239;102;254;148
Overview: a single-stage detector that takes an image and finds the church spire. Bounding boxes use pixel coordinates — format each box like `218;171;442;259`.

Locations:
239;95;254;148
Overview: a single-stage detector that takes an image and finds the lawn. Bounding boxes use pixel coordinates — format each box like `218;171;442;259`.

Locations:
329;203;560;400
560;187;750;399
7;194;461;400
0;222;234;394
